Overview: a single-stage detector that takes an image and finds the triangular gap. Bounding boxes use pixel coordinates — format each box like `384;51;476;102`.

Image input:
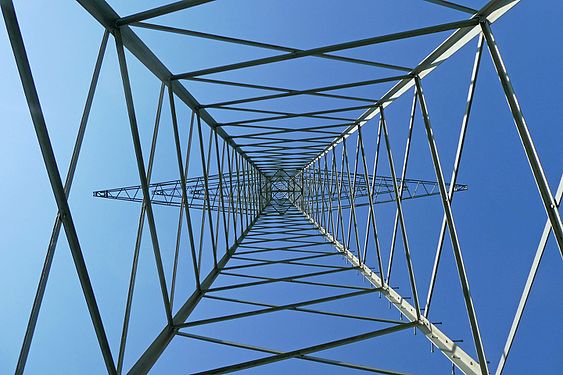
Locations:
352;113;394;289
359;110;399;278
431;0;490;12
499;234;563;375
122;217;174;370
314;152;330;232
359;107;411;277
217;142;235;251
407;41;478;301
217;140;236;251
167;121;216;317
145;75;182;295
373;93;422;305
319;328;454;374
355;116;382;274
169;212;193;318
154;329;268;374
364;112;392;256
211;135;232;260
383;87;437;306
181;77;291;109
205;122;229;268
342;129;363;257
343;28;462;73
204;96;370;128
118;39;180;314
349;121;371;271
331;136;351;246
192;117;217;283
436;30;561;368
226;141;245;242
485;13;562;370
197;123;215;276
114;47;181;370
214;116;361;143
25;235;106;373
227;143;242;249
73;41;172;368
64;30;142;362
178;105;205;297
12;26;115;373
144;0;463;50
133;24;285;76
192;285;383;339
158;86;199;317
406;37;495;362
323;150;339;238
331;132;351;252
210;108;367;140
204;56;412;97
324;79;398;105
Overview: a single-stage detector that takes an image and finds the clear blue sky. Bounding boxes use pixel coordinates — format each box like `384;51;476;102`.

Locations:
0;1;561;374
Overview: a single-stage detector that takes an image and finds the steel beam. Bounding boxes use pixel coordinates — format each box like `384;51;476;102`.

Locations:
494;175;563;375
415;77;489;374
116;0;214;26
298;207;484;375
480;20;563;255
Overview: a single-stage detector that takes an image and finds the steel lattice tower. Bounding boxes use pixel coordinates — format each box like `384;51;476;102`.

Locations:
2;0;562;374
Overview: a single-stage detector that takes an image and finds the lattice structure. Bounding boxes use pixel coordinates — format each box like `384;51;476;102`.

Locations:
2;1;562;375
92;173;467;210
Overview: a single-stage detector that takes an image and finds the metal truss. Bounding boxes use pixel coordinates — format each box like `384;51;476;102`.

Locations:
93;173;264;212
92;173;467;211
2;0;562;374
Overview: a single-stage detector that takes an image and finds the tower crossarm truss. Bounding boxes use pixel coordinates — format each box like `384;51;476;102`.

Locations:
93;174;467;211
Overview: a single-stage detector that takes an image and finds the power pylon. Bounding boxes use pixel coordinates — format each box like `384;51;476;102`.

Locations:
2;1;562;374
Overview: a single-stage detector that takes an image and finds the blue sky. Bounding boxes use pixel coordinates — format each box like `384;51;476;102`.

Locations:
0;1;562;374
